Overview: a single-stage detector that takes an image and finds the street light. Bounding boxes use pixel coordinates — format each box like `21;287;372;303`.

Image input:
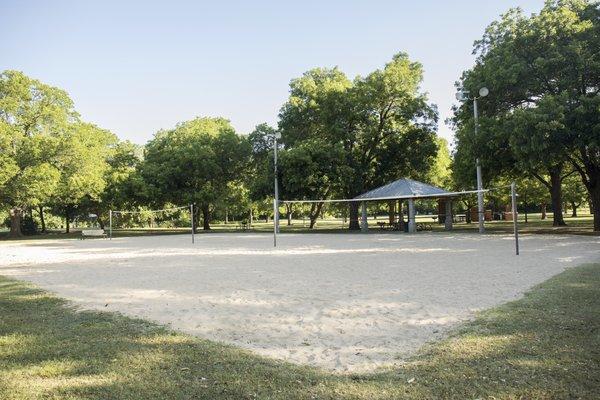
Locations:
273;132;281;246
456;87;489;233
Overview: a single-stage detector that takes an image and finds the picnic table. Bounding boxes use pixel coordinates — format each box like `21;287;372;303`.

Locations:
454;214;466;223
375;221;405;231
238;221;250;231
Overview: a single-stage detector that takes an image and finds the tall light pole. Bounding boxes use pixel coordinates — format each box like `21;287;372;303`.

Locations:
456;87;489;233
273;132;281;246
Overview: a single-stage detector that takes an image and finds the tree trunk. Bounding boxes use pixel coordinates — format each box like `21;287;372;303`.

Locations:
9;208;22;237
65;211;70;233
38;206;46;233
348;202;360;230
202;205;211;230
193;207;201;233
225;209;228;224
571;202;578;218
388;201;396;224
462;201;472;223
541;204;547;220
589;181;600;232
309;202;325;229
94;209;105;230
249;209;253;225
286;204;292;225
549;169;566;226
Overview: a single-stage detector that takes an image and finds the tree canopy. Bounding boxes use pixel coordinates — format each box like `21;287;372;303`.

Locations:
2;1;597;236
453;0;599;229
278;53;439;228
140;117;251;230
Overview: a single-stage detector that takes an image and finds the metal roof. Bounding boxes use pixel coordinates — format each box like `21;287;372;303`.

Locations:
354;178;454;200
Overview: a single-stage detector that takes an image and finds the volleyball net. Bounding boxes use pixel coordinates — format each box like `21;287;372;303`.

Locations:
109;204;196;243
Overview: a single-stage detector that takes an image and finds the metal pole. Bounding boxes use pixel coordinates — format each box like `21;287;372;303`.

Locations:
273;199;277;247
476;158;485;233
511;182;519;255
190;204;194;244
273;136;279;247
474;96;485;233
109;210;112;240
274;136;280;234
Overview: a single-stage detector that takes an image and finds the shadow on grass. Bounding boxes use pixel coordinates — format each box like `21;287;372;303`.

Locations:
1;264;599;399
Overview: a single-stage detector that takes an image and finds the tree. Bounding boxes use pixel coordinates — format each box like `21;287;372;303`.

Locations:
0;70;77;236
140;117;250;230
279;54;438;229
453;0;600;230
427;137;452;188
49;122;117;233
247;123;277;204
84;140;142;229
509;95;573;225
279;140;345;228
563;173;588;217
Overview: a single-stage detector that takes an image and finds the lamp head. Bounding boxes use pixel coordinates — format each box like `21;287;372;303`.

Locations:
479;87;489;97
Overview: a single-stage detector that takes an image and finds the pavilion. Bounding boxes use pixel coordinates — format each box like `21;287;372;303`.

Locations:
354;178;460;233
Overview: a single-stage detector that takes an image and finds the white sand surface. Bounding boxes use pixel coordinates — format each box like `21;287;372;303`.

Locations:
1;232;599;372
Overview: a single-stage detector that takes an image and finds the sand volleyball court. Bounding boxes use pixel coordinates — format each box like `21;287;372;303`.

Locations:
1;232;599;371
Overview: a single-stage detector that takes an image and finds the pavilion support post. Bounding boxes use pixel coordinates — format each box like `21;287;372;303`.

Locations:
408;198;416;233
361;201;368;233
445;199;453;231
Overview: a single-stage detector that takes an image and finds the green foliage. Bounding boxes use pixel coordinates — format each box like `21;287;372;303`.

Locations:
279;53;439;201
563;173;588;208
280;139;345;201
140;117;251;229
452;0;600;229
0;71;74;209
247;123;277;202
427;137;452;188
0;70;142;234
53;123;117;206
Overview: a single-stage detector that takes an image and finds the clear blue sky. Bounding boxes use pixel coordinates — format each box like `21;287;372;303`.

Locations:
1;0;545;145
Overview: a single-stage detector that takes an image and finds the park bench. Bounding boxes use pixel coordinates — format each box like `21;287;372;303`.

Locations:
81;229;107;239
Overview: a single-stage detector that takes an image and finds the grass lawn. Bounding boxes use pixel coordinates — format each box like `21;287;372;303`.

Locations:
1;213;597;241
1;265;599;399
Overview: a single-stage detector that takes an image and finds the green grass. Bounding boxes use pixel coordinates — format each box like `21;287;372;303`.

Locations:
1;212;597;241
1;264;599;399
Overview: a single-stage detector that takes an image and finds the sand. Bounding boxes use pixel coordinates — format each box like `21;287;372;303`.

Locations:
1;232;599;372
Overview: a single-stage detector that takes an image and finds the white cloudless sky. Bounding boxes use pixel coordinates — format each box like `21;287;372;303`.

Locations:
1;0;545;146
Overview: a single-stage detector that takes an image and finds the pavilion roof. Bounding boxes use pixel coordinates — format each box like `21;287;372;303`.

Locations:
354;178;454;200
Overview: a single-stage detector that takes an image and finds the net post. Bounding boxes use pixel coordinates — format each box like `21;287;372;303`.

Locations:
109;210;112;240
476;158;485;233
511;182;519;255
273;198;277;247
190;204;195;244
